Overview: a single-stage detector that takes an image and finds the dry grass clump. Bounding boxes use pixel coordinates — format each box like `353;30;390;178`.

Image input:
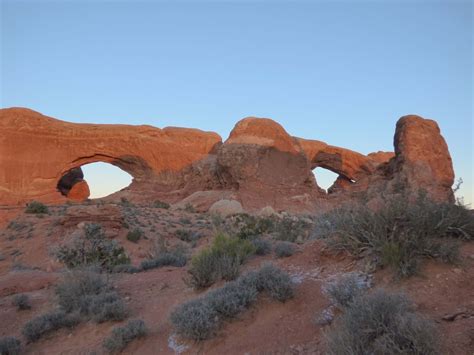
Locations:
103;319;147;353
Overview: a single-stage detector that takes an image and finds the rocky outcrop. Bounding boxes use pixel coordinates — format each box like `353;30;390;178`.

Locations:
0;108;456;211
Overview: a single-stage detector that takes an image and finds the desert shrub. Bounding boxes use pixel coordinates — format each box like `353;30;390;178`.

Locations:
140;246;187;271
153;200;170;209
126;228;143;243
111;264;141;273
171;264;293;340
184;203;196;213
253;263;294;301
13;294;31;310
314;192;473;277
22;311;80;343
186;233;255;288
273;215;312;242
0;336;21;355
175;229;202;243
55;270;127;322
223;213;276;239
251;237;272;255
323;273;371;308
326;289;440;355
103;319;147;353
55;223;130;271
274;241;295;258
25;201;49;214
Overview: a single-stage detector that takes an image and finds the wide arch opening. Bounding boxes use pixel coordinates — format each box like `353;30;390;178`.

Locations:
312;167;339;193
57;162;133;200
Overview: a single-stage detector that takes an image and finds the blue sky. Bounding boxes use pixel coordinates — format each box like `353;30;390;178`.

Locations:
1;0;472;203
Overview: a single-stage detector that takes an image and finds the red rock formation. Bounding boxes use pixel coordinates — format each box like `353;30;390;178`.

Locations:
0;108;455;210
392;115;455;202
0;108;221;205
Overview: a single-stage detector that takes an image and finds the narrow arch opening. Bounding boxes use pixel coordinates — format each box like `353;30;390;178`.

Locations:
58;162;133;200
312;167;339;193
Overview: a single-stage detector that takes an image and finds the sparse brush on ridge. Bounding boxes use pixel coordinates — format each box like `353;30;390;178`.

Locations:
171;263;294;340
186;233;255;289
326;289;440;355
25;201;49;214
314;191;473;277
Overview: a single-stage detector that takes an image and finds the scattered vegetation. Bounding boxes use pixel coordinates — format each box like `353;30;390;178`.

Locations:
55;223;130;271
274;241;295;258
323;273;371;308
153;200;170;209
126;228;143;243
140;245;187;271
184;203;196;213
175;229;202;243
251;237;272;255
22;311;80;343
13;294;31;310
273;215;312;243
314;192;473;277
326;289;440;355
25;201;49;214
103;319;147;353
55;269;127;323
186;233;255;289
171;263;293;340
0;336;21;355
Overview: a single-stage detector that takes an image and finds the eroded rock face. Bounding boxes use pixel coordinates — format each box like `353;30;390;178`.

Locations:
392;115;455;202
0;108;456;211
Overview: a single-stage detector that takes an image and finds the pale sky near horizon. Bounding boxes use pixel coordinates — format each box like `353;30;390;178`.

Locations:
1;0;472;204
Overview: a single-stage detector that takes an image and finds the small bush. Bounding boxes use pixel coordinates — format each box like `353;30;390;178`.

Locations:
323;273;371;308
186;234;255;288
112;264;141;274
103;319;147;352
274;241;295;258
25;201;49;214
314;192;473;277
273;216;312;242
13;294;31;310
126;228;143;243
171;264;293;340
253;263;294;301
222;214;276;240
251;238;272;255
22;311;80;343
153;200;170;209
55;223;130;271
55;270;127;322
326;289;440;355
0;336;21;355
140;246;187;271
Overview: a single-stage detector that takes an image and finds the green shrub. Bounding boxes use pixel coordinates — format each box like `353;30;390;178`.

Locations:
171;264;293;340
126;228;143;243
103;319;147;352
0;336;21;355
323;273;371;308
13;294;31;310
274;241;295;258
186;234;255;288
326;289;440;355
25;201;49;214
22;311;80;343
55;223;130;271
314;192;473;277
223;214;276;239
153;200;170;209
251;237;272;255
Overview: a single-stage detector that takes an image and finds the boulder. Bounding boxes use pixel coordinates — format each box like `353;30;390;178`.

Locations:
209;199;244;217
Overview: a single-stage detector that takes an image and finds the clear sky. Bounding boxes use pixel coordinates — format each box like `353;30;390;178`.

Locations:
1;0;472;203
